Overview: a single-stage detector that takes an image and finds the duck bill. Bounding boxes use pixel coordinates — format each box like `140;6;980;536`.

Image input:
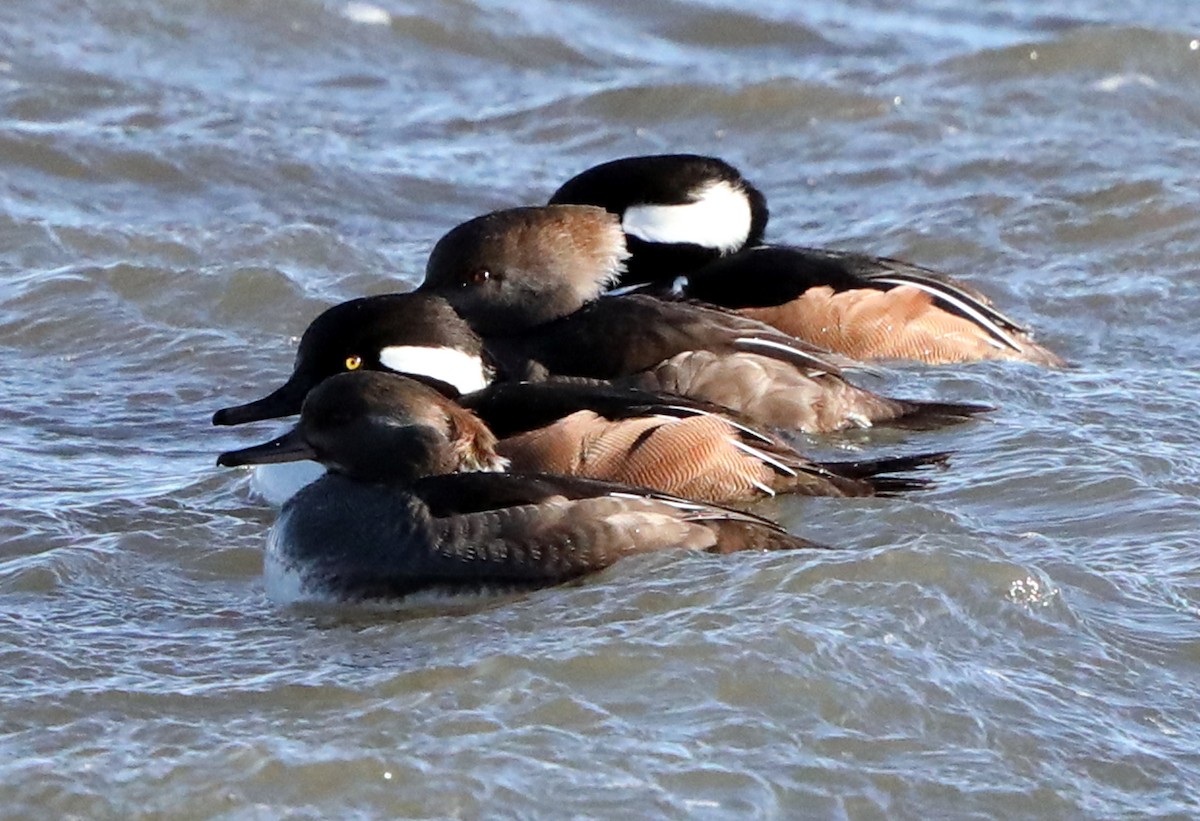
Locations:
212;376;309;426
217;427;317;468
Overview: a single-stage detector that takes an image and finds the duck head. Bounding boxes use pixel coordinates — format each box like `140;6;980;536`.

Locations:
212;292;493;426
217;371;505;484
549;154;769;285
418;205;629;333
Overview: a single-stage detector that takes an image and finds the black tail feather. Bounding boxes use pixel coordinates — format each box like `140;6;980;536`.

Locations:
891;400;995;431
866;476;936;497
821;450;953;496
824;451;952;479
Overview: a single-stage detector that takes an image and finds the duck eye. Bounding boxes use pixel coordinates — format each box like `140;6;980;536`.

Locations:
463;268;491;287
345;355;362;371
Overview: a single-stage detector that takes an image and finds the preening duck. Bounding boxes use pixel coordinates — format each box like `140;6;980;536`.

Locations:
549;153;1063;366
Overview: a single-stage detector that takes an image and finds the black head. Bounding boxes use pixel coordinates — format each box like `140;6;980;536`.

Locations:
418;205;629;334
212;292;491;426
549;154;769;284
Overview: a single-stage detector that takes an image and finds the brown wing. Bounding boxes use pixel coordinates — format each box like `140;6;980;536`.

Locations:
497;410;895;503
498;411;766;503
422;484;816;572
623;350;989;433
511;294;852;381
621;351;903;433
739;285;1065;366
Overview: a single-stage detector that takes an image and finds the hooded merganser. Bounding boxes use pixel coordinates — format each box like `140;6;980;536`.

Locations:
213;292;949;503
416;205;992;433
217;372;826;604
549;154;1064;366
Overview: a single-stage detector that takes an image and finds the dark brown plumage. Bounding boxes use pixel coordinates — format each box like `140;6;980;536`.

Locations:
217;373;827;602
418;206;992;434
212;291;949;501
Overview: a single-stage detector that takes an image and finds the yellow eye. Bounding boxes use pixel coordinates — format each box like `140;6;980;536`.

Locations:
345;355;362;371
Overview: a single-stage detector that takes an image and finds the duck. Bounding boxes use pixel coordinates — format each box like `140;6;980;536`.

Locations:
548;153;1064;366
212;291;949;503
415;204;992;433
216;371;827;604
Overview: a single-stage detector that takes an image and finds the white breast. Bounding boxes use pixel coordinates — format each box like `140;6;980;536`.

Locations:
251;462;326;507
263;515;319;605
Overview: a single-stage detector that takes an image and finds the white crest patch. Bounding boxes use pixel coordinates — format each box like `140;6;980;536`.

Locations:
378;345;490;394
622;180;752;254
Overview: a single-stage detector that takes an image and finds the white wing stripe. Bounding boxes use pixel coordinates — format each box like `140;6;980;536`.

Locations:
870;277;1022;351
730;438;797;477
734;337;830;374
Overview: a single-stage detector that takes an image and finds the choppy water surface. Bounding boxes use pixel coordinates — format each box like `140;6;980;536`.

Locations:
2;0;1199;817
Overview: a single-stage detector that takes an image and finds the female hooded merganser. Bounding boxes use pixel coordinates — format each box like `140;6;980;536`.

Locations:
416;205;991;433
213;292;949;503
217;372;826;604
548;154;1064;367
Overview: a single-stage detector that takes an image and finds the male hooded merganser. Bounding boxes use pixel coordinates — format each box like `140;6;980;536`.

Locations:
213;292;949;503
217;372;826;604
416;205;991;433
549;154;1064;366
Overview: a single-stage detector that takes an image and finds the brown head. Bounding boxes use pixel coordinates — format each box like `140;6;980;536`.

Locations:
217;371;505;484
419;205;630;333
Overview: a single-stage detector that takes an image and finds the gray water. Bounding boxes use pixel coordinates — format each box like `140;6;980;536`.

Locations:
2;0;1199;817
